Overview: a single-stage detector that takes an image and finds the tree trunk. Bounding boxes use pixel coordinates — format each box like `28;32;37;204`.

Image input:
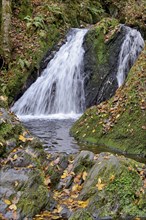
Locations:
1;0;11;64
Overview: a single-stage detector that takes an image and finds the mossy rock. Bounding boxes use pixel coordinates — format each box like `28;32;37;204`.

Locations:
76;153;146;219
18;171;53;218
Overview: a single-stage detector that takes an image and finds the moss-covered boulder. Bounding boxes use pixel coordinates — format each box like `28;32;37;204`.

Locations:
0;143;55;219
71;46;146;156
69;153;146;219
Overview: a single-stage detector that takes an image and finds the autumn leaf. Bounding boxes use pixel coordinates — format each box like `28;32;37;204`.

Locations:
4;199;11;205
61;170;68;179
19;135;26;142
78;200;89;208
44;176;51;186
9;204;17;211
54;157;60;165
109;175;115;182
96;178;106;191
14;181;19;187
72;184;79;192
26;164;34;169
82;171;88;181
13;154;18;161
72;184;82;192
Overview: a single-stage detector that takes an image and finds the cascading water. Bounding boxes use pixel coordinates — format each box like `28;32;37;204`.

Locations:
117;26;144;87
12;29;88;117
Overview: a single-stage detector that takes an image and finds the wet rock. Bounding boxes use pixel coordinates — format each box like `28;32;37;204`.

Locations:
73;150;95;172
83;23;128;108
0;146;55;219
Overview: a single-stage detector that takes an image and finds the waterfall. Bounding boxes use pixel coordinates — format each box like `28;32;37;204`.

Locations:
12;29;88;117
117;26;144;87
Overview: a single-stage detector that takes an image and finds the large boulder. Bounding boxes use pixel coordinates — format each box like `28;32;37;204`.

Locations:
69;152;146;219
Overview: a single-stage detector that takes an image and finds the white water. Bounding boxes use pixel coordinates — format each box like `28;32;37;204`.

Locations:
117;26;144;87
12;29;88;118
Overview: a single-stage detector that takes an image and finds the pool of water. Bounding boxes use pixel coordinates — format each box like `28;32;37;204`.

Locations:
22;117;80;154
21;117;146;163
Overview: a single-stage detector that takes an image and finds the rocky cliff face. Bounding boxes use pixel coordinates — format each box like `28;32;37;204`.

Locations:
83;23;144;108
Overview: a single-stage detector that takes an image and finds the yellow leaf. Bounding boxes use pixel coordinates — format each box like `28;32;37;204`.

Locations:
9;204;17;211
52;216;60;219
72;184;82;192
72;184;78;192
96;178;106;191
13;154;18;160
26;164;34;169
57;205;63;213
109;175;115;182
14;181;19;187
46;154;51;159
4;199;11;205
61;170;68;179
78;200;89;208
92;129;96;133
26;137;34;141
50;161;54;166
19;135;26;142
82;171;88;181
44;177;51;186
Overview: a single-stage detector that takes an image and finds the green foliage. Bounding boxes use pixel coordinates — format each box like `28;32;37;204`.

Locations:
24;15;46;30
18;58;30;69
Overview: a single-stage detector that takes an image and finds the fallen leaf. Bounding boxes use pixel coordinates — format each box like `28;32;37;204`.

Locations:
96;178;106;191
19;135;26;142
13;154;18;160
9;204;17;211
109;175;115;182
72;184;79;192
82;171;88;181
14;181;19;187
54;157;60;165
44;176;51;186
4;199;11;205
61;170;68;179
78;200;89;208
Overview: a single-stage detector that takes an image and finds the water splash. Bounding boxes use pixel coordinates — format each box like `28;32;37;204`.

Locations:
12;29;88;116
117;26;144;87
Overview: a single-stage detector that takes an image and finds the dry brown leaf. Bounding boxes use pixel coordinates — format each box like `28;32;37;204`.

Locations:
54;157;60;165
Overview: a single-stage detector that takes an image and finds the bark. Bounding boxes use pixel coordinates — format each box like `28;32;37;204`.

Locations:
1;0;11;63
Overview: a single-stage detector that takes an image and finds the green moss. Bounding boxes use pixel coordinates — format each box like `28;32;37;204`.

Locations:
69;210;93;220
83;158;146;218
18;170;51;218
